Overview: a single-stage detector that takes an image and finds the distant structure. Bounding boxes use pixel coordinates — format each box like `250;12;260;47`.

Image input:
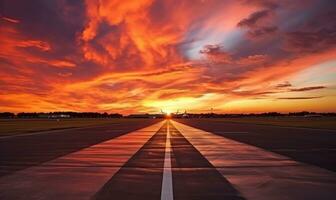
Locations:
182;110;189;118
15;112;122;118
303;114;322;117
126;113;163;118
127;113;152;118
169;109;189;118
1;111;335;119
38;114;70;118
160;109;172;118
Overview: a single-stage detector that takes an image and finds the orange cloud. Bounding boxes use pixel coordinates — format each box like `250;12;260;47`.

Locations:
1;0;336;114
50;60;76;68
16;40;51;51
1;16;20;23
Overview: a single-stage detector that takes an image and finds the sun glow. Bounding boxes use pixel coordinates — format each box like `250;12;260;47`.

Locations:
1;1;335;114
143;93;219;113
165;111;172;119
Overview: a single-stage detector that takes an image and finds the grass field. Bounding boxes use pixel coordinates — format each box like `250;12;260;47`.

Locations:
1;117;335;137
196;117;336;130
0;118;153;136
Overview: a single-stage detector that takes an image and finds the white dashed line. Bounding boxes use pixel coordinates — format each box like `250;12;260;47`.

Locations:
161;120;174;200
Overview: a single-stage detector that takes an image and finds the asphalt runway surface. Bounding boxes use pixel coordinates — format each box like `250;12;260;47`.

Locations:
1;119;336;199
0;119;160;177
176;119;336;172
94;123;244;200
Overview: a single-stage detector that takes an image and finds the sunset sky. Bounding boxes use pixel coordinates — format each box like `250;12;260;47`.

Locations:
1;0;335;114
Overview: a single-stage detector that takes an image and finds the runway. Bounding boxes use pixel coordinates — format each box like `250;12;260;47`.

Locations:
0;119;160;176
175;119;336;172
1;120;336;199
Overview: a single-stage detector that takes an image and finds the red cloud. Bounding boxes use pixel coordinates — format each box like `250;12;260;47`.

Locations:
16;40;51;51
0;0;335;113
278;96;323;100
1;16;20;23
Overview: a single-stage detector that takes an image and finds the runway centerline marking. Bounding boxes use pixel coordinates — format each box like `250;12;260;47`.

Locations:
161;120;174;200
93;121;167;200
169;122;245;200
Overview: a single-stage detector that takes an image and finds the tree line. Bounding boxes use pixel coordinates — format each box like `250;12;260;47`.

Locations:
173;111;336;118
1;111;335;119
0;112;122;118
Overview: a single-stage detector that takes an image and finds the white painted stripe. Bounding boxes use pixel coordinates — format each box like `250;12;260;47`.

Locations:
172;120;336;200
161;120;174;200
0;121;165;200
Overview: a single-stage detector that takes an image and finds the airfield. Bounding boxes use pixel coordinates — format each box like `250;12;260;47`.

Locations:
1;118;336;199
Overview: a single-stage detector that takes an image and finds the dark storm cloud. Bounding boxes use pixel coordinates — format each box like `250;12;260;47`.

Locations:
285;10;336;54
237;8;278;38
237;0;280;38
2;0;86;57
237;10;270;28
277;96;323;100
248;26;277;37
199;44;222;54
276;82;292;88
230;0;335;69
241;0;278;9
290;86;326;92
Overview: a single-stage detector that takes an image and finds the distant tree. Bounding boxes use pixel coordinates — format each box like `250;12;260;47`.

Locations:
0;112;15;118
15;112;123;118
108;113;123;118
17;112;39;118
